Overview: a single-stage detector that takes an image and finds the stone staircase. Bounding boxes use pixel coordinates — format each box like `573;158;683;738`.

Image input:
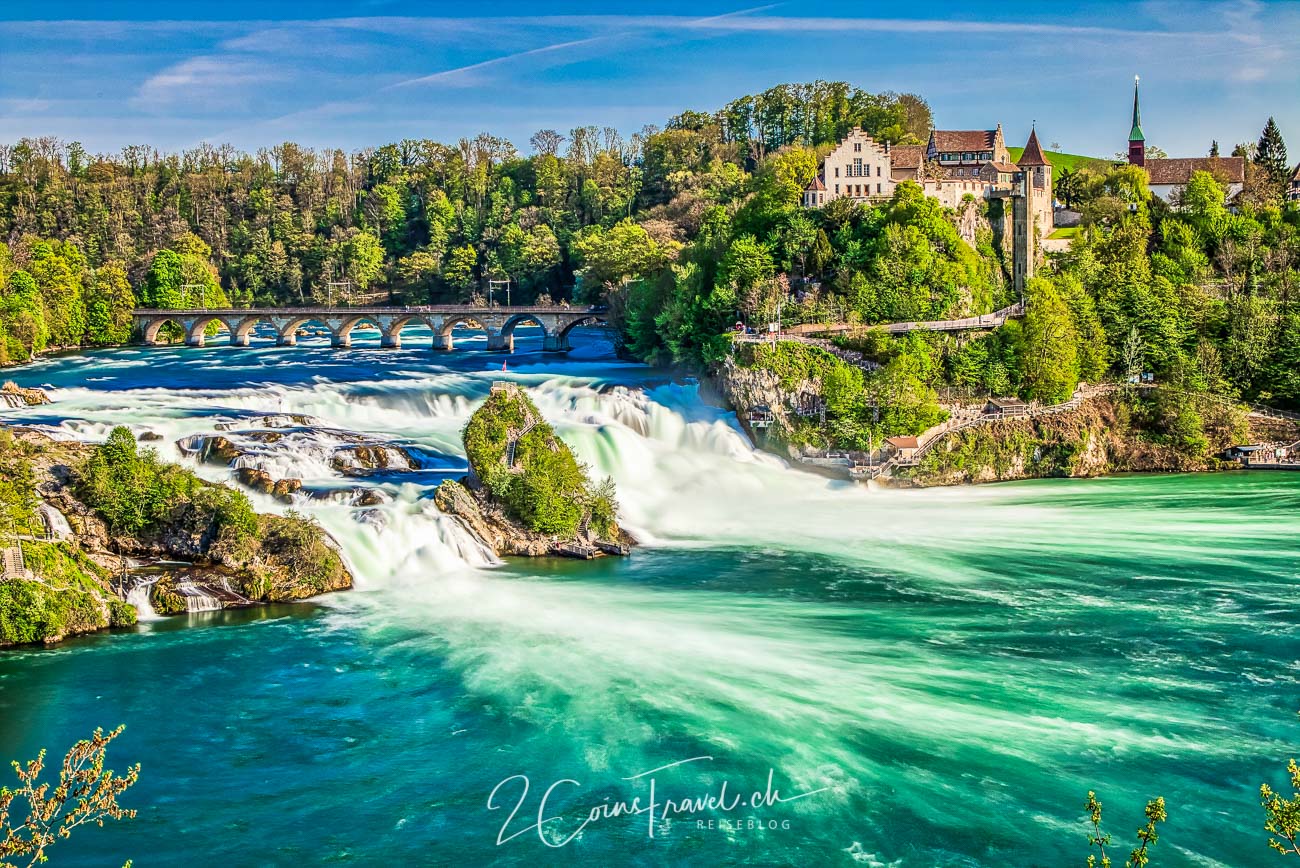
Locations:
1;545;30;581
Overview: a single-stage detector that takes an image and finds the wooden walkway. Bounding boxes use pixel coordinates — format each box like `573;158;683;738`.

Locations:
785;301;1026;338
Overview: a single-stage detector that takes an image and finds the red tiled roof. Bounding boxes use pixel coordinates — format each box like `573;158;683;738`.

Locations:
1291;163;1300;182
988;162;1019;173
1017;129;1051;167
890;145;924;170
1145;156;1245;185
932;130;997;152
805;175;826;191
886;436;919;449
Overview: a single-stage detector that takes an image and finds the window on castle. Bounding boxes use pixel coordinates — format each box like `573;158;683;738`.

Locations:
834;167;839;177
877;183;882;194
853;142;862;152
853;158;862;176
876;165;881;177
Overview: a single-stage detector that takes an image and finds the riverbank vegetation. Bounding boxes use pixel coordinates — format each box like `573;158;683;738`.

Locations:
0;426;349;645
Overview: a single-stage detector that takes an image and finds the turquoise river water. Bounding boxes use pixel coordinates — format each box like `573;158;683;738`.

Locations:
0;323;1297;867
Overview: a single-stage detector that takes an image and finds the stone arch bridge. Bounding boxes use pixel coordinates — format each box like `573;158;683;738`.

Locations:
132;305;611;353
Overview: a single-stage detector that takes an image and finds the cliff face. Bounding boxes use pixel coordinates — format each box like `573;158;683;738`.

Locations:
895;395;1280;487
709;355;817;457
434;479;553;557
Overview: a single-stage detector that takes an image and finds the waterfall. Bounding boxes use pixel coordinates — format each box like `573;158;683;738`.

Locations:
175;582;223;612
125;577;162;621
37;503;73;540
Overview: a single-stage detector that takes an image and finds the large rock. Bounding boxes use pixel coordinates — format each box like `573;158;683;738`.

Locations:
329;444;419;475
1;382;52;406
434;480;553;557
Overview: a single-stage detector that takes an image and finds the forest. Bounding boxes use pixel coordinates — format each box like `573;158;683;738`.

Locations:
1;80;1297;436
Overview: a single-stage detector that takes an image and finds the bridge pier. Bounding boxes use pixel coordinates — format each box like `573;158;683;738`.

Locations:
230;332;249;347
542;332;571;353
330;334;351;349
486;332;513;353
381;334;401;349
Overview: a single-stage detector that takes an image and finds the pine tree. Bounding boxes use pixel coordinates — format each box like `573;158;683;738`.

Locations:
1209;140;1220;158
1255;117;1289;192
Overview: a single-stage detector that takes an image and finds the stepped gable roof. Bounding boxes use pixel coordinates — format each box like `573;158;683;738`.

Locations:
1145;156;1245;185
932;130;998;152
890;145;924;170
805;175;826;192
1017;128;1051;167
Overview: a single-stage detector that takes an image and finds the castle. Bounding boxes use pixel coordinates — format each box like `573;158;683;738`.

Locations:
802;123;1054;294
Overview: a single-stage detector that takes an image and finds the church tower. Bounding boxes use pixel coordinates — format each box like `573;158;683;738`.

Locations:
1128;75;1146;167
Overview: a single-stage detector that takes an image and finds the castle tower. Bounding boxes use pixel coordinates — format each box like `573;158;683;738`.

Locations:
1128;75;1145;167
1012;126;1053;297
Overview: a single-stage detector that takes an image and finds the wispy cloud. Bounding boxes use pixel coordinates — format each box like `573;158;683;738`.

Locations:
132;56;286;111
384;36;611;90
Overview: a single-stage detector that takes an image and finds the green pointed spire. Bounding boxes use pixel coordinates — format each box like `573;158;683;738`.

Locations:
1129;75;1145;143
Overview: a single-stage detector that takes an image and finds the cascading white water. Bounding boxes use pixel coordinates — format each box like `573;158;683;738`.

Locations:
37;503;73;540
125;578;161;621
175;582;222;613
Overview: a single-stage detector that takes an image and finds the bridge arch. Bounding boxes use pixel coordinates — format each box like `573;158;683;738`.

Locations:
143;317;187;345
550;314;610;354
437;315;492;351
186;315;237;348
380;315;436;350
231;313;283;347
556;314;607;340
279;316;339;347
335;315;386;348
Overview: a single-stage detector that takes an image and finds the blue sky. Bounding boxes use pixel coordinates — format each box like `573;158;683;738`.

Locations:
1;0;1297;159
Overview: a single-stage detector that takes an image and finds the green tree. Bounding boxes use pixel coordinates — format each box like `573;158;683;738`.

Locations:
1020;277;1080;402
443;245;479;298
83;262;136;345
1255;117;1290;197
571;219;674;296
340;230;385;290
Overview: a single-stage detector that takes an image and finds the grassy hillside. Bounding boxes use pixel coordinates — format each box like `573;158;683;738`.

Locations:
1007;147;1110;183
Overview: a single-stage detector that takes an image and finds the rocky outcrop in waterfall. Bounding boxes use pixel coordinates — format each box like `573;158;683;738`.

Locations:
0;426;353;647
1;381;51;407
434;479;554;557
436;383;634;559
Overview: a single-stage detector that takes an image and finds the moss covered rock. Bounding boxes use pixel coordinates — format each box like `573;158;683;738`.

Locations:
463;383;618;538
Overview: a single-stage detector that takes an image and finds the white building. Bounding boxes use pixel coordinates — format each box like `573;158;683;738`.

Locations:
802;127;896;207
